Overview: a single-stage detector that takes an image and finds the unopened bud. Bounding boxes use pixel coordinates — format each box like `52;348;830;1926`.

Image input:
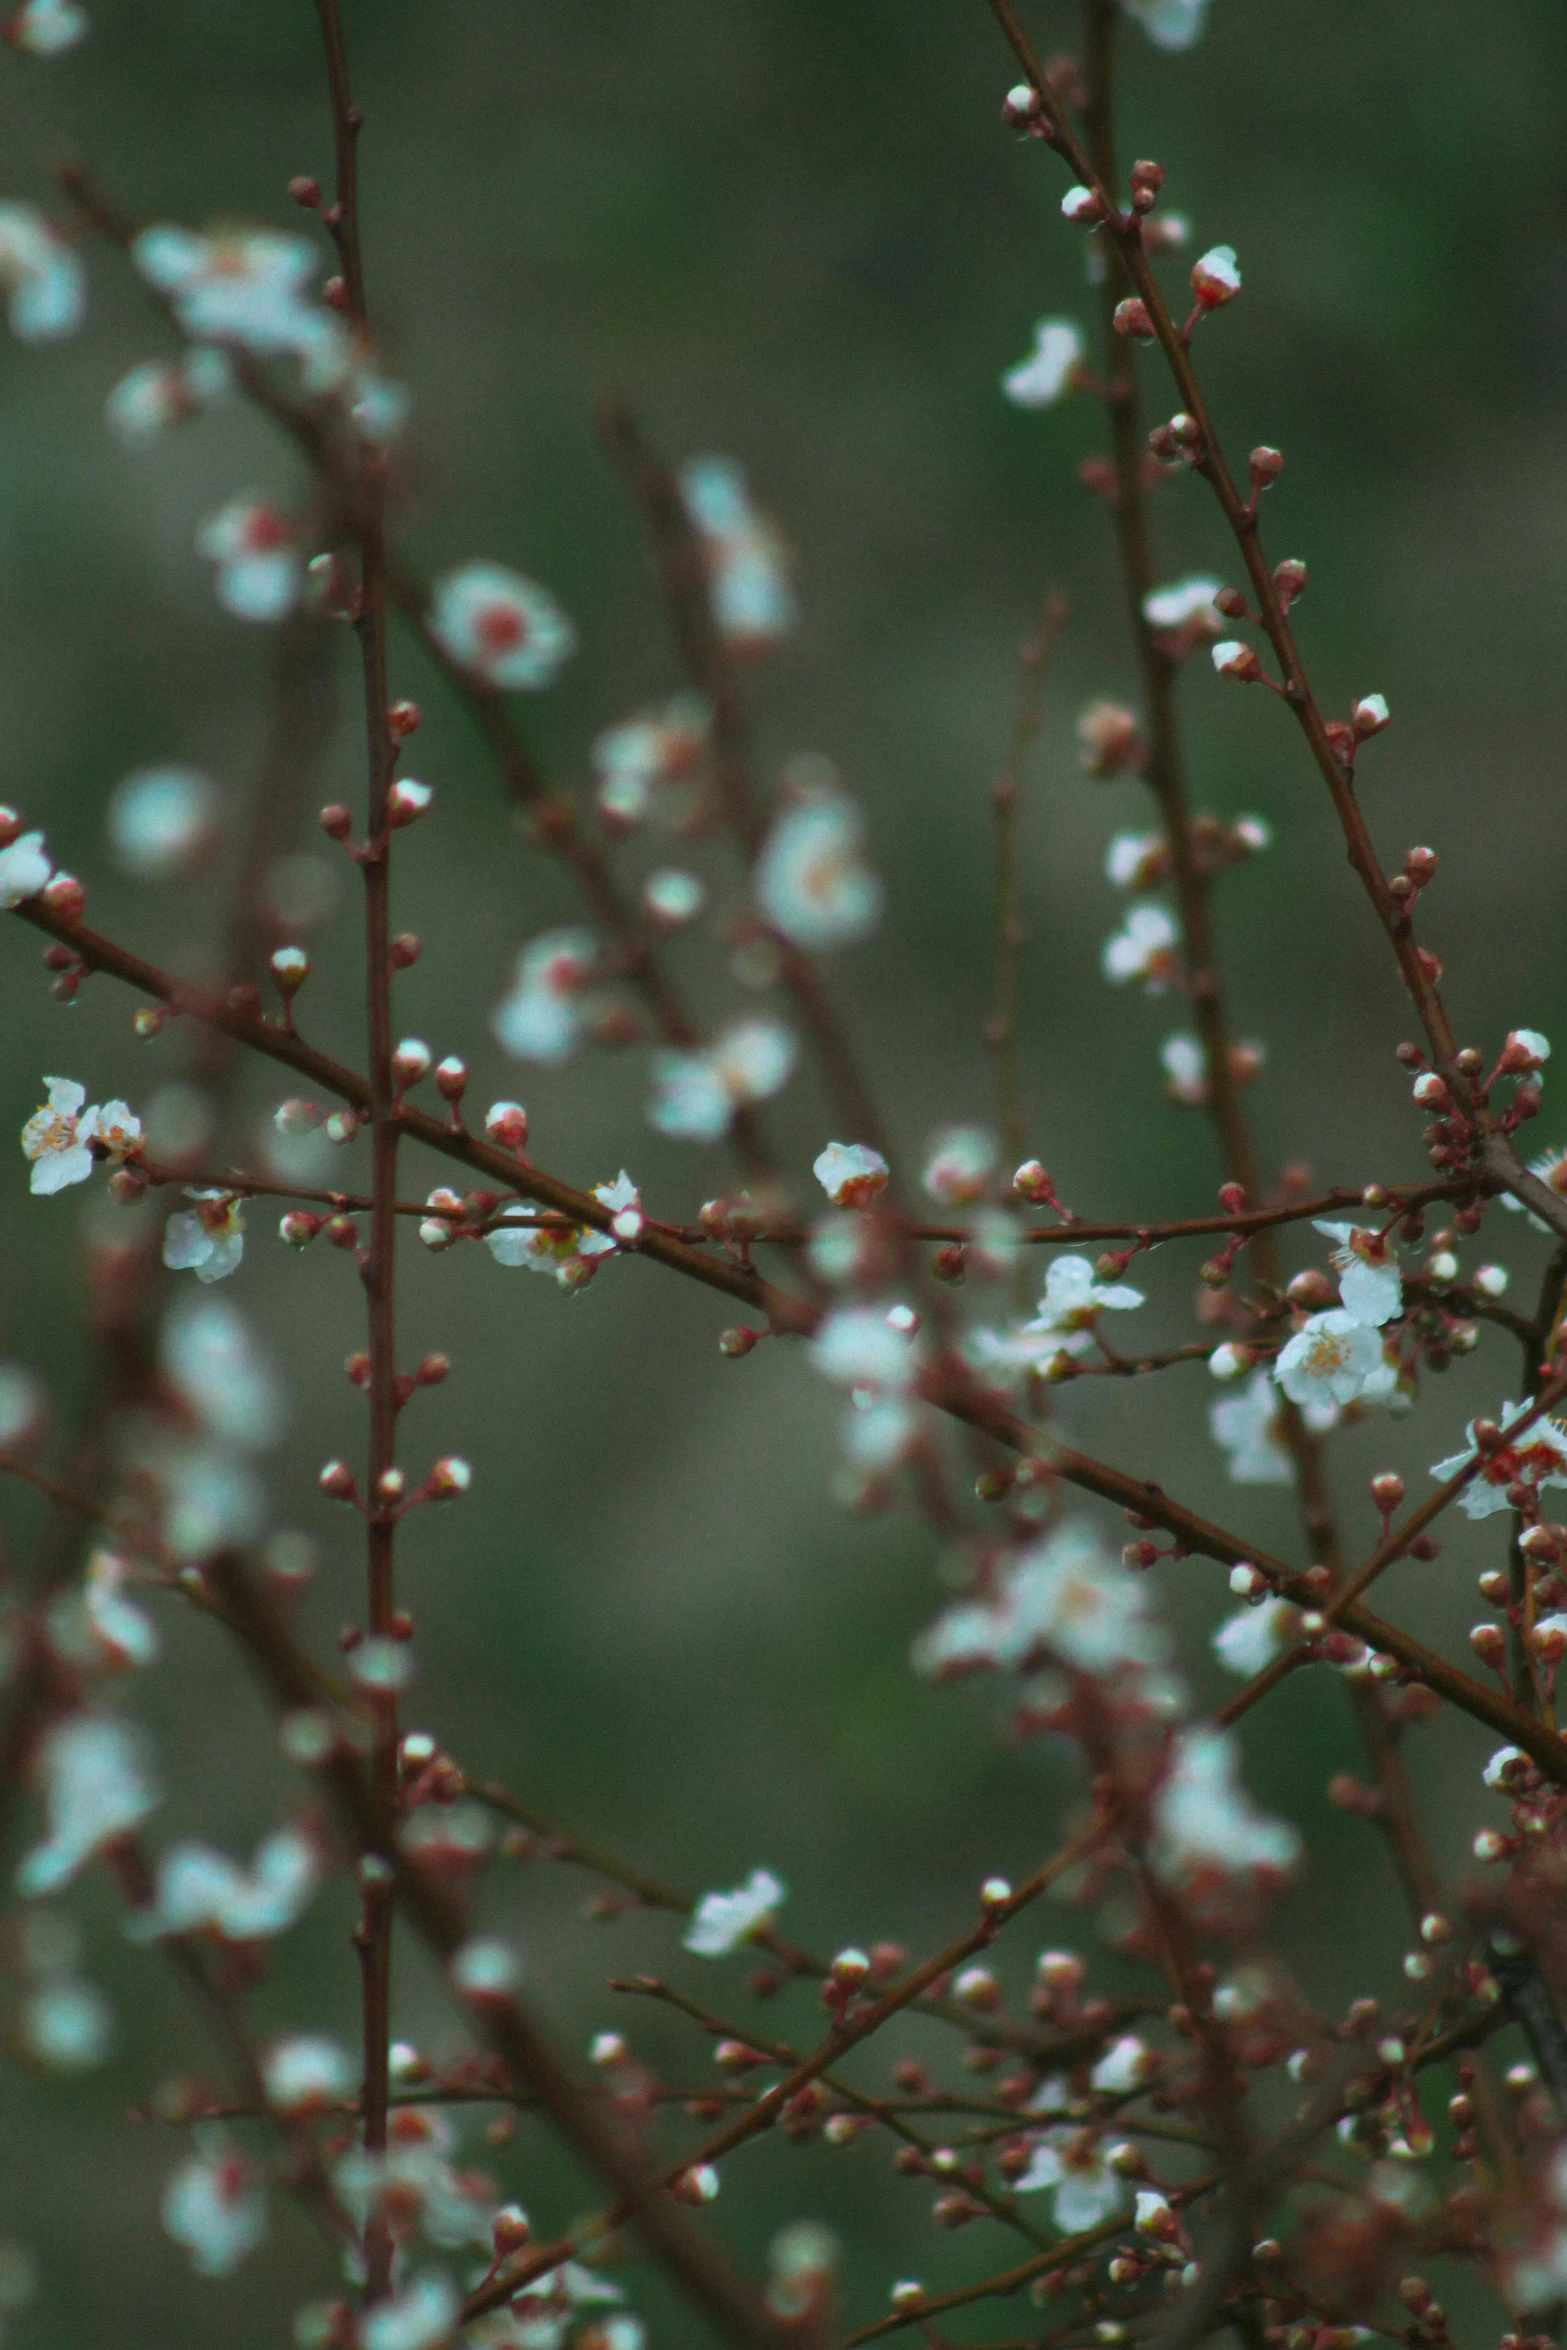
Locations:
387;778;432;827
426;1456;472;1499
1191;243;1241;307
1468;1624;1506;1667
1248;445;1284;487
389;932;422;968
1352;694;1391;739
388;698;420;738
270;946;309;997
1112;297;1154;341
485;1101;529;1151
491;2203;530;2256
1060;185;1102;224
392;1038;431;1089
1000;81;1040;126
319;1459;357;1500
719;1326;759;1358
434;1056;467;1103
1212;640;1262;682
1370;1473;1404;1514
318;803;352;840
1273;558;1308;605
280;1211;322;1247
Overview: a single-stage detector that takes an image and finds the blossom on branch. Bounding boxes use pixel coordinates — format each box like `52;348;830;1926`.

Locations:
1001;318;1085;409
196;496;301;622
1313;1221;1402;1327
0;204;84;340
1023;1255;1145;1360
21;1079;141;1196
678;455;796;651
1430;1401;1567;1519
163;1190;245;1284
492;928;599;1065
1273;1310;1384;1409
1102;903;1179;992
161;2139;266;2279
428;561;577;690
813;1141;890;1208
648;1019;796;1141
1015;2128;1125;2231
684;1867;786;1956
106;347;232;445
132;223;344;383
755;789;882;949
17;1713;160;1896
0;826;52;906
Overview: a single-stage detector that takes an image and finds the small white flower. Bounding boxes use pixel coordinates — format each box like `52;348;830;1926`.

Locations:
1103;903;1178;991
1213;1597;1298;1676
814;1141;890;1208
1161;1031;1207;1104
580;1170;644;1253
106;347;231;445
262;2032;354;2114
428;560;576;689
1142;576;1223;635
1431;1401;1567;1519
1122;0;1213;50
679;456;796;650
133;224;341;377
1105;830;1165;890
129;1823;321;1942
1273;1310;1384;1408
809;1306;917;1392
360;2271;461;2350
0;827;52;906
684;1867;785;1957
1313;1221;1402;1328
21;1077;94;1194
23;1975;112;2071
1001;318;1085;409
1014;2128;1126;2232
755;792;882;950
593;693;711;827
492;928;599;1065
107;767;217;879
1024;1255;1144;1358
163;1191;245;1284
162;2140;267;2279
1090;2034;1153;2094
196;497;300;623
1151;1725;1300;1888
8;0;89;53
0;204;85;340
648;1019;796;1141
922;1126;998;1206
1210;1370;1292;1485
48;1548;159;1674
17;1713;160;1896
1484;1745;1525;1792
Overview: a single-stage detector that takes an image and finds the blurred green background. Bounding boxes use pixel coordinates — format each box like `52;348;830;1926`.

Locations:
1;0;1566;2340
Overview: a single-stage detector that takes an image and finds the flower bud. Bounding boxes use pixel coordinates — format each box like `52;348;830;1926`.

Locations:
270;946;309;998
393;1038;431;1089
319;1459;357;1501
672;2164;720;2205
1112;297;1154;340
40;872;84;918
719;1326;759;1358
426;1457;472;1499
1273;558;1308;606
830;1947;871;1990
1248;445;1284;487
1060;185;1102;223
1000;82;1040;126
1228;1563;1267;1599
1468;1624;1506;1668
318;803;352;840
1473;1829;1510;1863
953;1964;999;2010
1191;244;1241;306
388;698;421;738
1370;1473;1404;1515
107;1165;148;1204
280;1210;322;1247
434;1056;467;1104
1212;640;1262;682
485;1100;529;1151
979;1875;1012;1911
387;778;432;826
1352;693;1390;739
491;2204;530;2257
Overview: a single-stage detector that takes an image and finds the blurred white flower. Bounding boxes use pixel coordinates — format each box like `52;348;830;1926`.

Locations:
17;1714;161;1896
813;1141;890;1208
262;2032;354;2114
1103;903;1178;991
132;224;345;383
1001;318;1085;409
7;0;89;53
1151;1726;1300;1889
1210;1370;1292;1485
592;693;710;828
1213;1597;1298;1676
21;1975;112;2071
922;1126;998;1207
0;827;52;907
106;347;231;446
106;766;218;879
361;2271;461;2350
648;1019;796;1140
161;1296;285;1451
162;2139;267;2279
1142;576;1222;634
128;1823;321;1942
0;204;84;340
1015;2128;1125;2231
1123;0;1213;47
196;497;300;622
809;1306;917;1392
684;1867;785;1956
428;561;576;690
679;455;796;650
492;929;598;1065
755;792;881;949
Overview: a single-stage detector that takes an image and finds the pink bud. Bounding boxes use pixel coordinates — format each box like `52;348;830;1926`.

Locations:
434;1056;467;1102
392;1038;431;1089
426;1457;472;1499
318;803;353;840
387;778;432;827
1352;693;1390;739
388;698;420;738
719;1326;759;1358
1112;297;1154;340
1060;185;1102;223
1248;445;1284;487
319;1459;357;1500
0;806;18;849
484;1101;529;1151
280;1211;322;1247
389;932;422;968
1212;640;1262;682
40;872;84;918
1191;244;1241;307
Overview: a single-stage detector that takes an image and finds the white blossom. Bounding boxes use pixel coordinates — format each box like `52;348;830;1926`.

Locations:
1014;2128;1126;2232
9;0;88;52
1161;1032;1206;1104
361;2272;462;2350
648;1019;796;1141
0;829;52;907
47;1548;158;1674
645;867;705;925
679;456;796;649
163;1190;245;1283
1102;903;1178;991
592;693;710;827
133;223;347;385
1122;0;1213;49
492;929;598;1065
0;204;84;340
1090;2034;1153;2094
107;766;217;879
914;1521;1168;1681
22;1975;111;2070
106;347;231;445
1273;1310;1384;1408
755;792;882;949
1313;1221;1402;1327
684;1867;785;1956
1192;244;1242;305
18;1714;160;1896
813;1141;890;1208
128;1823;321;1942
1023;1255;1144;1359
428;561;576;690
196;497;300;622
1430;1401;1567;1519
1105;830;1165;890
161;1297;285;1452
1213;1597;1298;1676
1141;576;1222;634
1151;1726;1300;1889
1210;1371;1293;1484
262;2032;354;2113
809;1305;917;1392
922;1126;998;1206
21;1077;94;1194
162;2139;267;2279
1001;318;1085;409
